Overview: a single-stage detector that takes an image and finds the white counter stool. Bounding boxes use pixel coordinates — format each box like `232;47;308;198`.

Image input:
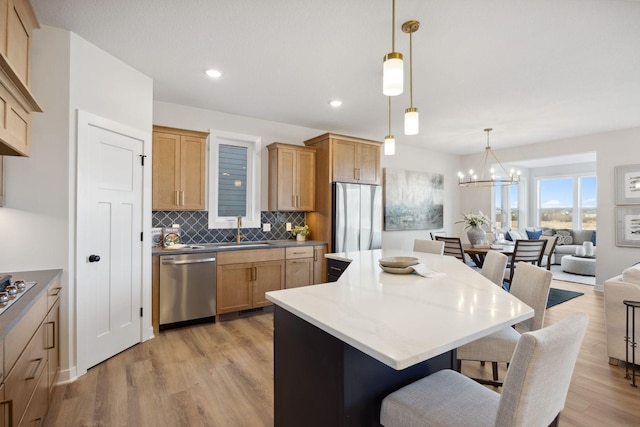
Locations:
561;255;596;276
380;313;588;427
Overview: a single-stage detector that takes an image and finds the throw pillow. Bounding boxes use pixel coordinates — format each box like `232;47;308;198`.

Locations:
541;228;555;236
526;229;543;239
507;229;526;241
591;231;596;246
556;229;572;245
553;233;565;245
623;266;640;284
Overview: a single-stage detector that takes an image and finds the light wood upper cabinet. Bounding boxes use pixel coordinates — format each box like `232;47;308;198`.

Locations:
152;126;208;210
305;133;382;185
0;0;42;157
267;142;316;211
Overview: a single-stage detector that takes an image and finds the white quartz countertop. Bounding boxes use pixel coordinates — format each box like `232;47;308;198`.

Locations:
266;249;533;370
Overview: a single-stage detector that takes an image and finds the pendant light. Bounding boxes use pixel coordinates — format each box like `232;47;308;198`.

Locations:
383;0;403;96
403;20;419;135
457;128;521;187
384;96;396;155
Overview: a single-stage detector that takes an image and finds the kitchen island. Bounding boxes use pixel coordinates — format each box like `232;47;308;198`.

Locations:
266;249;533;426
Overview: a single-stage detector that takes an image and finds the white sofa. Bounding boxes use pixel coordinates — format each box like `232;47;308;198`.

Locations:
604;265;640;365
502;228;596;265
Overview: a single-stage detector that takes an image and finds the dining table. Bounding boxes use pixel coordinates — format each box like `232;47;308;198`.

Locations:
463;243;515;268
265;248;533;426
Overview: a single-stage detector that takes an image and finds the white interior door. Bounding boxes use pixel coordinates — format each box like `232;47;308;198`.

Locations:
77;111;145;372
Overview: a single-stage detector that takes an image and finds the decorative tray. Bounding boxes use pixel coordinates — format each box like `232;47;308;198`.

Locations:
378;256;419;268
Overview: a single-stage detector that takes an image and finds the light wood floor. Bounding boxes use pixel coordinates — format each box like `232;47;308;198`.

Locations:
44;280;640;427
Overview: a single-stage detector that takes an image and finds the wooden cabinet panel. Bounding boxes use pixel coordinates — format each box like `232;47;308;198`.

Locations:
217;248;285;314
0;0;41;157
285;258;313;289
313;244;328;285
332;140;358;183
17;361;48;427
5;319;47;427
253;260;285;306
217;263;253;314
46;298;60;394
4;294;46;373
267;143;315;211
152;126;208;210
357;143;381;184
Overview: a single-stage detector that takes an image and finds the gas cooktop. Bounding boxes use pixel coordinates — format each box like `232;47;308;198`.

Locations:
0;275;37;315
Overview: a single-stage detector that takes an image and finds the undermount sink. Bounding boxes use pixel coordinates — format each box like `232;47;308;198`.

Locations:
196;242;272;249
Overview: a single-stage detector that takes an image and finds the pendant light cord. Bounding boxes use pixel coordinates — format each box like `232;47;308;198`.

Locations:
391;0;396;51
409;29;413;107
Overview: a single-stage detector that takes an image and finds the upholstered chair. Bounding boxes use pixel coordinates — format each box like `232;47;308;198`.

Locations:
429;231;446;240
481;251;508;286
457;262;553;386
413;239;445;255
539;235;559;270
380;312;588;427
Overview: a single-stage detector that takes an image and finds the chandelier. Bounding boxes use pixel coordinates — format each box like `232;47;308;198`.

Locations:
457;128;521;187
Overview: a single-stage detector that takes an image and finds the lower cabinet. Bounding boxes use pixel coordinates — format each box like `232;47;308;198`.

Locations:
327;258;351;282
313;244;327;285
1;277;61;427
285;247;314;289
217;248;285;315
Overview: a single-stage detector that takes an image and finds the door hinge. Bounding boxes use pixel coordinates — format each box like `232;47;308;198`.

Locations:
140;232;143;241
140;307;143;317
139;154;147;166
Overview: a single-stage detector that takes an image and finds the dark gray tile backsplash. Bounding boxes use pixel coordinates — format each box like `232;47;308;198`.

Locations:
152;210;306;244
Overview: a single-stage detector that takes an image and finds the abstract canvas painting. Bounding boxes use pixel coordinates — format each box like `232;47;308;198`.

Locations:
383;168;444;231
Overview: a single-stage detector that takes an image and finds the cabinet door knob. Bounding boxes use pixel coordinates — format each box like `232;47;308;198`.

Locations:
88;255;101;263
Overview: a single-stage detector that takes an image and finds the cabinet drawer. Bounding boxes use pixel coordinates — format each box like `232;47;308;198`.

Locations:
17;360;48;427
47;280;62;311
5;294;46;373
218;248;285;265
285;246;313;260
5;319;47;426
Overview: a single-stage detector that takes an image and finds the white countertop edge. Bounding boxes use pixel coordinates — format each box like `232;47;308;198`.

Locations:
267;292;533;370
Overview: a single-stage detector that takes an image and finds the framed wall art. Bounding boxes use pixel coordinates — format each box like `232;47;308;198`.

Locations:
383;168;444;231
615;207;640;247
615;164;640;205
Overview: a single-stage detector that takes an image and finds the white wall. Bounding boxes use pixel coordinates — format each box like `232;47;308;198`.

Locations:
459;128;640;290
0;26;153;383
380;144;461;251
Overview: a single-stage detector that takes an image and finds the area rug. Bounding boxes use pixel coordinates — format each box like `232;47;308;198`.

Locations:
546;288;584;309
550;265;595;286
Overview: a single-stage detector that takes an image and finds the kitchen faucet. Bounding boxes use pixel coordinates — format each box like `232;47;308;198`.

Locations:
236;216;246;243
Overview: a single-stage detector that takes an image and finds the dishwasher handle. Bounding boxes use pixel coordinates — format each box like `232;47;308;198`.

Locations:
161;257;216;266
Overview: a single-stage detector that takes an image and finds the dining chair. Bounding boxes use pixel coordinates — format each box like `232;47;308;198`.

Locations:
434;236;466;262
504;239;547;284
456;262;552;386
429;230;446;240
481;250;508;286
380;312;588;427
413;239;445;255
539;235;559;270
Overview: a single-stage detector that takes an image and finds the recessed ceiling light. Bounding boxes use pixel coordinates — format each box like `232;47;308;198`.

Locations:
205;69;222;79
329;100;342;108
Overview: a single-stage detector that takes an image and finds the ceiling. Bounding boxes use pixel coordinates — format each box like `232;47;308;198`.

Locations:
30;0;640;155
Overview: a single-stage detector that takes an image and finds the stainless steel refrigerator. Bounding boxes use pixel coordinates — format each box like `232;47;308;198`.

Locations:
332;182;382;252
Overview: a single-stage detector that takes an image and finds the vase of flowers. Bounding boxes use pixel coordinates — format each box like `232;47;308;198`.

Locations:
291;225;310;241
457;212;490;246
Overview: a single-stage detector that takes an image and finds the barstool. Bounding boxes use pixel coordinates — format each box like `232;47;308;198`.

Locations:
623;300;640;387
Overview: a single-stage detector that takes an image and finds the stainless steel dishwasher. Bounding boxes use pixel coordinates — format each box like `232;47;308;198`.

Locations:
159;252;216;328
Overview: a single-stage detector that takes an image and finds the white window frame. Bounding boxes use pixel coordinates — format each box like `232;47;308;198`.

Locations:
208;130;262;229
535;173;596;229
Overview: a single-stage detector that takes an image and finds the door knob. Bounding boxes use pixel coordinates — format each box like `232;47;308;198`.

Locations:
88;255;101;263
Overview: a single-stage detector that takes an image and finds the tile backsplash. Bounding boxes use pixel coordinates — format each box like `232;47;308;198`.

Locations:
152;210;306;244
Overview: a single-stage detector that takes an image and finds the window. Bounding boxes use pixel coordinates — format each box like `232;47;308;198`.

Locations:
493;183;520;230
537;175;596;230
208;130;262;229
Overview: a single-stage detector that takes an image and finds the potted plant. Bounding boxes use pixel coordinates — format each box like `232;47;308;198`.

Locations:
456;211;491;245
291;225;310;241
